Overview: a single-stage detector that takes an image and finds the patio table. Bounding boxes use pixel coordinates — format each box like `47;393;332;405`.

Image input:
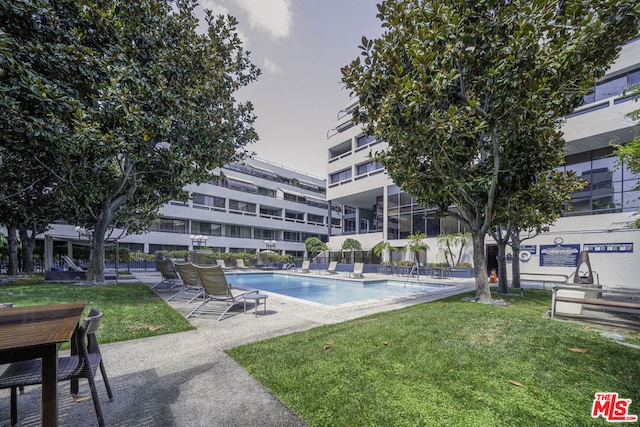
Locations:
0;302;86;427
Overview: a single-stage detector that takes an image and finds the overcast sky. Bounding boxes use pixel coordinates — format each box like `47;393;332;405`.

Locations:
196;0;383;178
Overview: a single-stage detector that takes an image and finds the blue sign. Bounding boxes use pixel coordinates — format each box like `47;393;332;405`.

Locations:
520;245;537;255
583;243;633;253
540;244;580;267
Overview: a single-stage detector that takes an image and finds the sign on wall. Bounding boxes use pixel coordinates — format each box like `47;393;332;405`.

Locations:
583;243;634;253
520;245;537;254
540;244;580;267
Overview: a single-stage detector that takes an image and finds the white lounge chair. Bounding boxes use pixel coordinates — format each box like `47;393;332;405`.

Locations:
349;262;364;278
295;260;310;274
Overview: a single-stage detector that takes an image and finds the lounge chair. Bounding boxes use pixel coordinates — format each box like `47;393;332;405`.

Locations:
187;265;259;320
0;307;114;427
326;261;338;275
168;262;204;303
62;255;84;272
152;259;182;290
295;260;311;274
349;262;364;278
216;259;234;271
236;258;251;270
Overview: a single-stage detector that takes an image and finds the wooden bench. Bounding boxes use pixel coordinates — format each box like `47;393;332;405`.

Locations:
551;285;640;318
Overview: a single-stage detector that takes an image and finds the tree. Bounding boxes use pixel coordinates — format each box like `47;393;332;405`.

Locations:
342;0;640;300
305;237;328;260
341;238;362;264
615;88;640;228
341;238;362;251
1;0;260;281
406;233;429;266
437;232;470;267
373;241;398;264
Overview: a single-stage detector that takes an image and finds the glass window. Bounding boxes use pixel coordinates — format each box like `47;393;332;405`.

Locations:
595;75;626;101
308;214;325;225
356;161;383;175
191;221;221;236
226;177;258;193
254;228;275;240
225;225;251;239
192;193;225;210
356;134;376;147
258;187;276;197
149;218;186;234
283;231;301;242
330;168;352;184
229;200;256;213
628;69;640;87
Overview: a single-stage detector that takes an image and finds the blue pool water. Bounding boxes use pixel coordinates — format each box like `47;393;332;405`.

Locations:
226;273;449;305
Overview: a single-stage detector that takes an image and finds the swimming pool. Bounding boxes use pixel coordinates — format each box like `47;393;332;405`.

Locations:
226;273;449;305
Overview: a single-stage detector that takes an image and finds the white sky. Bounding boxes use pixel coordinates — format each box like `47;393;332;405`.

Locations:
196;0;383;178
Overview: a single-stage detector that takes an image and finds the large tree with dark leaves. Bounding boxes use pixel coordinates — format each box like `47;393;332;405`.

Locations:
1;0;260;281
342;0;639;300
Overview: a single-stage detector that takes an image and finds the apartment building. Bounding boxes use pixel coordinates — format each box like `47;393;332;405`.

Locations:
326;38;640;285
46;158;332;258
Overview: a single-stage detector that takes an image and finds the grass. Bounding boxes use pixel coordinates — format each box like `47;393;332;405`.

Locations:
227;290;640;426
0;276;194;345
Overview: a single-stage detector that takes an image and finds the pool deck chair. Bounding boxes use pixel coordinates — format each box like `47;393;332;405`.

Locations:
152;260;183;290
326;261;338;275
168;262;204;303
350;263;364;279
216;259;234;271
236;259;251;270
296;260;311;274
62;255;84;272
188;265;259;320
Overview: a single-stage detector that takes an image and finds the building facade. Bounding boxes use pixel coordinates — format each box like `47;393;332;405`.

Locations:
326;38;640;286
46;158;332;259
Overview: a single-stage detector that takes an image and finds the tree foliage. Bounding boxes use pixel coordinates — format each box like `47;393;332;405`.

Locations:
1;0;260;280
341;238;362;251
342;0;640;300
616;86;640;228
305;237;328;260
406;232;429;266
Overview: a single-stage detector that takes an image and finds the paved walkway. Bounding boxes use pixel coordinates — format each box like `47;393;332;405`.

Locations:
0;272;475;426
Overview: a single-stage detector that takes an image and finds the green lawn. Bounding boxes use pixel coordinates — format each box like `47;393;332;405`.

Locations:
227;290;640;426
0;276;194;345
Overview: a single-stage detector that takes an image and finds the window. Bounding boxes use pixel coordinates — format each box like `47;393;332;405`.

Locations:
284;231;301;242
226;177;258;193
356;161;383;176
192;193;225;210
191;221;222;236
595;76;626;101
260;207;281;219
330;168;352;184
225;225;251;239
356;134;375;147
285;211;304;223
254;228;276;240
149;218;186;234
229;200;256;214
308;214;325;225
258;187;276;197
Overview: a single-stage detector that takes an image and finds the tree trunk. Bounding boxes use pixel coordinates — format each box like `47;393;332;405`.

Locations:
7;226;19;275
19;227;35;273
86;209;113;283
510;229;522;289
496;239;508;294
471;231;491;301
